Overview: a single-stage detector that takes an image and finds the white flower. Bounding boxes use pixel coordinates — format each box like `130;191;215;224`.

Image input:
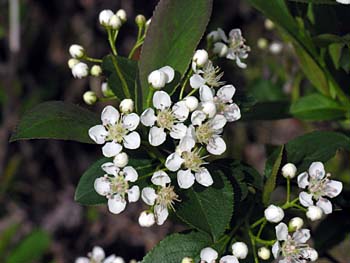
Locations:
258;247;270;260
165;135;213;189
199;85;241;122
289;217;304;231
89;105;141;157
190;61;224;89
200;247;218;263
306;205;323;221
116;9;127;23
183;96;199;112
69;44;84;58
207;30;221;42
336;0;350;3
141;91;189;146
72;62;89;79
193;49;209;67
231;242;248;259
264;205;284;223
141;171;179;225
219;255;238;263
75;246;125;263
83;91;97;105
282;163;297;179
213;42;229;57
91;65;102;77
114;152;128;167
109;15;122;29
94;164;140;214
138;211;155;227
148;66;175;89
272;222;318;262
297;162;343;214
99;9;114;26
119;99;134;113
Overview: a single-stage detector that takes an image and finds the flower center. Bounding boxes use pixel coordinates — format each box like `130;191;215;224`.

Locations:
308;174;330;200
195;123;215;144
281;236;310;260
107;122;127;143
182;150;203;172
156;185;180;210
108;174;129;197
157;109;175;130
202;62;224;87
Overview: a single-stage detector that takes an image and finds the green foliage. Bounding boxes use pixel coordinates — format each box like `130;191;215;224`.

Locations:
142;231;211;263
242;101;291;120
10;101;99;144
287;0;338;4
138;0;213;105
5;230;50;263
0;224;20;261
176;169;234;242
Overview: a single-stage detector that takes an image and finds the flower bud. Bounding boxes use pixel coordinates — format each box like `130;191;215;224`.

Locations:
207;30;220;42
90;65;102;77
114;152;128;167
138;211;155;227
83;91;97;105
119;99;134;113
200;247;218;262
201;101;217;118
68;58;79;69
69;44;85;59
193;49;209;67
99;9;114;26
94;177;110;196
258;247;270;260
264;19;275;30
109;15;122;29
264;205;285;223
116;9;127;23
213;42;228;57
72;62;89;79
181;257;194;263
289;217;304;231
183;96;199;112
101;82;114;97
282;163;297;179
309;249;318;261
269;42;283;54
306;206;323;221
113;257;125;263
231;242;248;259
135;14;146;26
148;70;168;89
257;38;268;50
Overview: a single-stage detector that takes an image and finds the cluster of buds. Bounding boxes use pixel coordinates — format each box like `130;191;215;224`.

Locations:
198;241;248;263
99;9;127;29
75;246;131;263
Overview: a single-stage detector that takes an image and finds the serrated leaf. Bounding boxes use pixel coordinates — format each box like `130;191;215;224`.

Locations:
290;93;347;120
142;231;211;263
139;0;213;106
10;101;99;144
176;168;233;242
263;146;284;205
75;157;159;205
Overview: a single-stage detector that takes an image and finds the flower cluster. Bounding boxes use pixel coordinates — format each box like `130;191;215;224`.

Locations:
199;242;248;263
75;246;129;263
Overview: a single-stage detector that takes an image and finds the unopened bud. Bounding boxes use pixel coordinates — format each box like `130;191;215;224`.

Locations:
99;9;114;26
183;96;199;112
264;19;275;30
90;65;102;77
258;247;270;260
193;49;209;67
138;211;155;227
109;15;122;30
116;9;127;23
69;44;85;59
135;14;146;26
264;205;284;223
114;152;128;167
207;30;220;42
231;242;248;259
68;58;79;69
119;99;134;113
306;206;323;221
148;70;168;89
289;217;304;231
257;38;268;50
181;257;194;263
72;62;89;79
83;91;97;105
282;163;297;179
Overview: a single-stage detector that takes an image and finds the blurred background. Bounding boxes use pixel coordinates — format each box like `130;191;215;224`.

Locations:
0;0;349;262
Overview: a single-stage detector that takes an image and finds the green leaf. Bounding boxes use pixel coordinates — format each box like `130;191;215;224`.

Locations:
0;224;20;260
75;157;159;205
138;0;213;105
6;230;50;263
287;0;338;4
290;93;347;120
102;55;138;102
263;146;284;205
142;231;211;263
242;101;291;120
286;131;350;170
313;33;350;47
176;168;233;242
10;101;99;144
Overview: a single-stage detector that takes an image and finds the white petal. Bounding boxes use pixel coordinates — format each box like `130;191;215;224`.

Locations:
316;197;333;214
127;185;140;202
170;123;187;140
107;195;127;214
123;131;141;149
292;229;310;244
75;257;89;263
172;101;189;121
224;103;241;122
325;180;343;198
275;222;288;241
272;242;280;259
154;204;169;225
207;136;226;155
297;172;309;189
190;74;205;89
102;141;123;157
209;114;227;130
141;108;156;127
94;177;111;196
220;255;239;263
309;162;325;179
195;168;213;187
151;171;171;187
199;85;214;102
165;152;184;171
122;113;140;131
101;162;120;176
91;246;105;261
235;56;247;69
159;66;175;83
213;42;228;57
149;126;167;146
178;136;196;153
217;85;235;102
299;192;314;207
141;187;157;205
88;125;108;144
101;105;120;126
201;101;217;118
191;110;207;125
200;247;218;262
177;169;195;189
153;91;171;110
218;28;228;42
123;166;138;182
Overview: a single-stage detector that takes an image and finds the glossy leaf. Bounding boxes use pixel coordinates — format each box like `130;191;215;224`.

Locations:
10;101;99;144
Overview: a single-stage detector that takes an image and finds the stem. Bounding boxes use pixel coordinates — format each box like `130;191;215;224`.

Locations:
257;220;267;238
110;55;130;98
146;86;155;108
185;87;198;98
128;40;144;59
107;28;118;56
248;228;259;263
179;68;193;100
83;56;103;63
251;217;266;229
99;96;118;102
286;177;291;204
